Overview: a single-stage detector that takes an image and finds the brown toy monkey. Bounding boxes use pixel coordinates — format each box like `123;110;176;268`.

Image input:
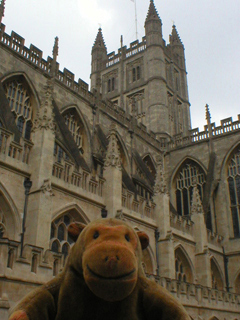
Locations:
9;218;190;320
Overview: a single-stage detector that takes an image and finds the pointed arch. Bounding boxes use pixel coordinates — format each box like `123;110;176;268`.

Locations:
209;317;219;320
142;153;156;178
174;244;194;283
1;71;41;112
171;157;207;217
1;72;40;141
210;256;224;290
107;129;131;174
0;182;21;241
233;269;240;294
61;105;92;165
51;203;90;224
221;142;240;237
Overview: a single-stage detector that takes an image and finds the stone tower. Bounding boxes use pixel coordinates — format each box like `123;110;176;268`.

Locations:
144;0;169;136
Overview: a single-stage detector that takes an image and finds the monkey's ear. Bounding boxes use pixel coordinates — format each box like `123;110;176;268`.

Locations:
137;231;149;250
68;222;86;242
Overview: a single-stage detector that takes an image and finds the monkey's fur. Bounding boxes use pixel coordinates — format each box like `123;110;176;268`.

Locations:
9;218;190;320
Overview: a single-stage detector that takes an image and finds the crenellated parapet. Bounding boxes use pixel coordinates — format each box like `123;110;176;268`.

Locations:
106;37;146;68
0;24;91;101
170;114;240;149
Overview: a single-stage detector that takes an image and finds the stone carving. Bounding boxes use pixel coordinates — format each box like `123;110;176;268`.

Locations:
40;179;54;196
191;184;203;215
154;160;168;194
104;129;121;169
32;80;55;133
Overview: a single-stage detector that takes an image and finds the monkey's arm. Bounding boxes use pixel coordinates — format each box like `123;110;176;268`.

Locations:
9;274;63;320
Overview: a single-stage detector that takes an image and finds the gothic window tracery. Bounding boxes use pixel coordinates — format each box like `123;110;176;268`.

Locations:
227;147;240;237
4;79;33;140
211;259;223;290
50;213;75;258
175;248;193;283
175;161;206;216
64;111;83;152
175;255;187;282
0;210;6;238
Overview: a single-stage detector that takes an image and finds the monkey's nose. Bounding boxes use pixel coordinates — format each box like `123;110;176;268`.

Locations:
104;256;120;269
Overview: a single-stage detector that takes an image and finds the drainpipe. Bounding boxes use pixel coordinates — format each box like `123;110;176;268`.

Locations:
155;229;160;276
222;246;230;292
20;178;32;257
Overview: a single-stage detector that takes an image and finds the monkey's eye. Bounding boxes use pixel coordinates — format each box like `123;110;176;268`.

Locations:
93;231;99;239
125;234;130;242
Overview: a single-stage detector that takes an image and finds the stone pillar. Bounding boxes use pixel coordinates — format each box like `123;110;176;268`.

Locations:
153;160;175;278
24;80;55;251
191;184;212;287
103;126;122;218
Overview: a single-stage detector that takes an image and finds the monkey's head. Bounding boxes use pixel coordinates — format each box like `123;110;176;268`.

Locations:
68;218;149;302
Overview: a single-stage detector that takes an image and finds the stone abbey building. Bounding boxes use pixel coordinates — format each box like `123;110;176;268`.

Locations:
0;0;240;319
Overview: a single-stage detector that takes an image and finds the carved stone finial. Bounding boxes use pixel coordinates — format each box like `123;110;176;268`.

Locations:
0;0;5;24
104;130;121;169
191;184;203;214
32;79;55;132
154;159;168;194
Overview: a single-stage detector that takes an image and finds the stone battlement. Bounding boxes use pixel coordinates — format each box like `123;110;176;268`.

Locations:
106;37;146;68
170;115;240;149
0;24;90;100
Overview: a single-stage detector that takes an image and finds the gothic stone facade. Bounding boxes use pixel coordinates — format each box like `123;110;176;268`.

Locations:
0;1;240;320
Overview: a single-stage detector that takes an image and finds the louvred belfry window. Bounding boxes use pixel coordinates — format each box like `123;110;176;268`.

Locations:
227;147;240;237
4;79;33;140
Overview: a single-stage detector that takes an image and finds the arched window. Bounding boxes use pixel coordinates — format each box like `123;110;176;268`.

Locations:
31;254;38;273
50;213;76;258
4;79;33;140
112;78;115;91
64;111;83;151
53;259;59;276
211;259;223;290
132;68;136;82
7;249;14;269
235;272;240;294
0;210;6;239
175;247;193;283
227;147;240;237
175;161;206;217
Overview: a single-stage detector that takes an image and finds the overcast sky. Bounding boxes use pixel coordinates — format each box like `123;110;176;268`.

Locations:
3;0;240;130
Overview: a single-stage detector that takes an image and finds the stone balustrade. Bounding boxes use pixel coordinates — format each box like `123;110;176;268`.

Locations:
170;211;194;236
170;115;240;149
146;275;240;315
122;189;155;220
0;127;33;165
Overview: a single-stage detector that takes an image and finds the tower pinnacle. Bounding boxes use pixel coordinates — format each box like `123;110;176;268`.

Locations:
145;0;161;25
92;28;107;52
0;0;5;24
169;25;183;46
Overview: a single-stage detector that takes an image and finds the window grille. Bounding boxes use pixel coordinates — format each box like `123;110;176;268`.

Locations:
176;161;206;216
4;80;33;140
227;148;240;237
